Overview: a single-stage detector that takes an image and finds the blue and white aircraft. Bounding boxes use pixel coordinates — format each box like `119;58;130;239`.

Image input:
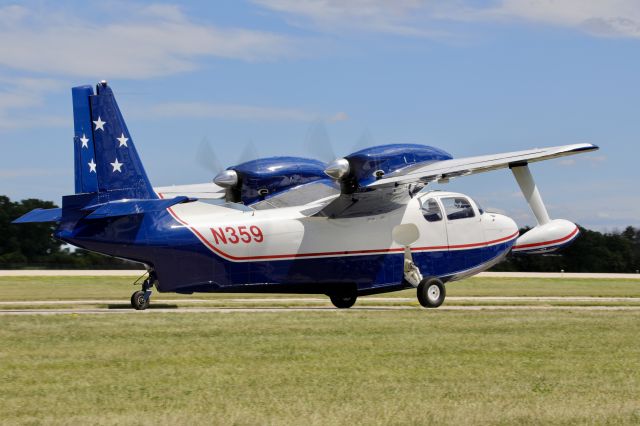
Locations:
14;82;598;309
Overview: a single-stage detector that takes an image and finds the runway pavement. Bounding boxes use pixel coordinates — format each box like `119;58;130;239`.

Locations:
2;305;640;315
1;295;639;315
1;296;639;305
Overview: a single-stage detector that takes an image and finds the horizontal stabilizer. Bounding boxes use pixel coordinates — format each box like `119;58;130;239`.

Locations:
12;208;62;224
154;183;226;200
84;196;192;220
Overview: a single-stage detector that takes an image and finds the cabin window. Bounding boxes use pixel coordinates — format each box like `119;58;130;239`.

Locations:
442;197;475;220
421;198;443;222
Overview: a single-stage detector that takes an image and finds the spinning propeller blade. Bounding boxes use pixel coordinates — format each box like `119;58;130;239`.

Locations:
238;139;260;164
305;120;335;163
352;128;375;153
196;137;222;174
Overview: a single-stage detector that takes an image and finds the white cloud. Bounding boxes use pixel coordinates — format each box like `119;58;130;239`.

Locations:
0;76;66;131
489;0;640;38
0;4;294;79
328;111;349;122
559;155;607;167
253;0;452;37
255;0;640;39
0;167;67;178
557;193;640;230
149;101;317;121
0;4;27;25
586;155;607;164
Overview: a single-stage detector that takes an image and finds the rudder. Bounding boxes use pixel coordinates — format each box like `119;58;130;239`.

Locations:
72;85;98;194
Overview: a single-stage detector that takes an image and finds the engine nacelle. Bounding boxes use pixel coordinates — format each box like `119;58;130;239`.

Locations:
325;144;453;194
215;156;328;204
512;219;579;254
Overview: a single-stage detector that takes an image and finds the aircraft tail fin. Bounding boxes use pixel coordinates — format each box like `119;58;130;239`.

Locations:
72;81;156;200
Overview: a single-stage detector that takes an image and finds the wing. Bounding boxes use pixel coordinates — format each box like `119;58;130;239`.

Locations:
313;185;416;218
367;143;598;189
156;180;341;211
252;180;339;210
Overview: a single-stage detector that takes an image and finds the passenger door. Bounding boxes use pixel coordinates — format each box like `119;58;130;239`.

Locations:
417;197;449;276
419;197;449;246
440;196;485;270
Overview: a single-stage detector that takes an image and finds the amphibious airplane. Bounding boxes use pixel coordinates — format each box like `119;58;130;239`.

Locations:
14;81;598;310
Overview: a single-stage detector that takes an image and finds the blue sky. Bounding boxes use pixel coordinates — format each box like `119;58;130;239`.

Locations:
0;0;638;230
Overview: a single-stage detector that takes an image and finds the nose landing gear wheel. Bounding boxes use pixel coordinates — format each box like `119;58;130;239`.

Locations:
329;293;357;309
131;290;149;310
417;277;446;308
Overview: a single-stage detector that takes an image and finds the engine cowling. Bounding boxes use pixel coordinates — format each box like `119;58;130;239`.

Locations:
512;219;579;254
325;144;453;193
214;156;328;204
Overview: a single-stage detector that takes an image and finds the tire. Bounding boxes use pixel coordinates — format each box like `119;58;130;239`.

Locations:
417;277;446;308
329;293;357;309
131;290;149;310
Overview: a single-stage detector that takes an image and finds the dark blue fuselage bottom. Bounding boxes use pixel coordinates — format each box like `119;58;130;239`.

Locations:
164;243;512;296
63;236;512;296
59;211;513;296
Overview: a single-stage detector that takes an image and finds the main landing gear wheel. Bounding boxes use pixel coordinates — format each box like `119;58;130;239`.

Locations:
130;290;149;310
131;275;156;310
329;293;357;309
417;277;446;308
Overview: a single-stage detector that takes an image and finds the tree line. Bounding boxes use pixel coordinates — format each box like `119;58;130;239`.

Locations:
493;226;640;273
0;196;138;269
1;196;639;272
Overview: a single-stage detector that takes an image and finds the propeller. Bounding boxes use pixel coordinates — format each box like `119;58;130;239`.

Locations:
324;158;350;179
196;137;251;201
304;122;378;182
323;129;375;181
196;123;380;200
304;120;336;164
196;136;222;175
237;138;259;164
197;136;263;171
351;128;375;154
322;128;381;194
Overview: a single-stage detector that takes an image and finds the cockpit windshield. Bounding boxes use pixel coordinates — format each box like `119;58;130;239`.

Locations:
421;198;443;222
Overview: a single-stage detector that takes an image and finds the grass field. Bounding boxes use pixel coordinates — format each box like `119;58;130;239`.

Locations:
1;276;640;425
1;311;640;425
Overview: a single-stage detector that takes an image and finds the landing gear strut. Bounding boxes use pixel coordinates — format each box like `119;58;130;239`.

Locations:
131;272;156;310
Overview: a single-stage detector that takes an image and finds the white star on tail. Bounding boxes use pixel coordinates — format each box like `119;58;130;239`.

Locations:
93;116;106;131
88;158;97;173
110;158;123;172
80;134;89;148
117;133;129;147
